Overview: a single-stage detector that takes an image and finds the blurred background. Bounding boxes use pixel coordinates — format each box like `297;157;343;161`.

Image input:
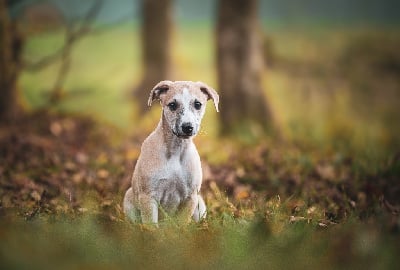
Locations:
1;1;400;267
1;0;399;156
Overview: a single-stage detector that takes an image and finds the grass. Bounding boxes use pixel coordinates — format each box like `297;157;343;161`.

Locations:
1;202;399;270
2;21;399;269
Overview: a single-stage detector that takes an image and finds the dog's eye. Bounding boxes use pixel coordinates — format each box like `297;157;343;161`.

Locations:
168;101;178;111
194;100;202;110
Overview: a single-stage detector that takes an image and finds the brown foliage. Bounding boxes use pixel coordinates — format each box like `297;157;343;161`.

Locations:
0;112;398;228
0;112;130;219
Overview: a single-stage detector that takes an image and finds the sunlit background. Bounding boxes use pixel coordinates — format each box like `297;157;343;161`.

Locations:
12;0;400;157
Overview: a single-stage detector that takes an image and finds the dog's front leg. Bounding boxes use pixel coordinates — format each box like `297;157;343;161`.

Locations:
192;195;206;222
139;194;158;224
178;193;199;223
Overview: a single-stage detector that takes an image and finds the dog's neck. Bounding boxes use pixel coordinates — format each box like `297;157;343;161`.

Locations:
158;112;192;160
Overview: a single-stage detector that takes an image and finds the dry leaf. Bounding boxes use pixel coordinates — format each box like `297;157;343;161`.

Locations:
97;169;109;179
30;190;41;202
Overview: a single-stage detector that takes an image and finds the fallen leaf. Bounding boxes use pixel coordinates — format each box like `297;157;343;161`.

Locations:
234;185;250;200
30;190;42;202
316;164;336;181
75;152;89;164
318;222;328;228
72;172;84;184
101;200;113;207
65;161;77;172
289;216;307;223
50;122;62;136
97;169;109;179
78;207;88;213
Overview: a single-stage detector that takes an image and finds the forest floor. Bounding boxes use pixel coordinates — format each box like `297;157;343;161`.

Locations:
0;109;399;269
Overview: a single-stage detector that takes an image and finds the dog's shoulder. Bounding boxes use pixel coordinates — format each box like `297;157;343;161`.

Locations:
137;130;165;165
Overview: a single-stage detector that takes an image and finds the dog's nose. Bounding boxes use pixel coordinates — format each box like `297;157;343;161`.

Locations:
181;123;193;135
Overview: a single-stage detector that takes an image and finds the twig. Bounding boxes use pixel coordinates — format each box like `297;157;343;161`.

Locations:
22;0;103;72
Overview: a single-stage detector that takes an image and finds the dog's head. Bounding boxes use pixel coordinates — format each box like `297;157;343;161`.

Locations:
148;80;219;139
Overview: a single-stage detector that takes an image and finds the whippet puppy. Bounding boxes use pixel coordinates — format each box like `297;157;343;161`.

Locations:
123;80;219;223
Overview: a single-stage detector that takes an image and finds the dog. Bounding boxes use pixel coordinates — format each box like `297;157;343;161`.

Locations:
123;80;219;223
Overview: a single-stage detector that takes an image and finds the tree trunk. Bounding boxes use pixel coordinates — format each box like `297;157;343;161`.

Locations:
134;0;172;113
216;0;272;136
0;0;20;122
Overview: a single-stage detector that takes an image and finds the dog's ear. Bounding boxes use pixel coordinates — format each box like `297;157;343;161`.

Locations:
197;82;220;112
148;80;173;107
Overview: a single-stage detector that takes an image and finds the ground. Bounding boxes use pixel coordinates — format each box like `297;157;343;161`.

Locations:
1;111;399;269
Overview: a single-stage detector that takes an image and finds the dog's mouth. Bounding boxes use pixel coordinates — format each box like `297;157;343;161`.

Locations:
172;130;193;139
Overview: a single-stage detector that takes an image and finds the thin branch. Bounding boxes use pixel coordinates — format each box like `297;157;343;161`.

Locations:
22;0;103;72
48;27;72;103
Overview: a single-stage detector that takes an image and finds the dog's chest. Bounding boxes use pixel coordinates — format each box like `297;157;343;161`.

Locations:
152;155;197;210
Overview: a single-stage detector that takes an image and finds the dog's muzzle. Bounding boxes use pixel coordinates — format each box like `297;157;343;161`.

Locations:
181;123;193;136
172;122;194;138
172;122;197;139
